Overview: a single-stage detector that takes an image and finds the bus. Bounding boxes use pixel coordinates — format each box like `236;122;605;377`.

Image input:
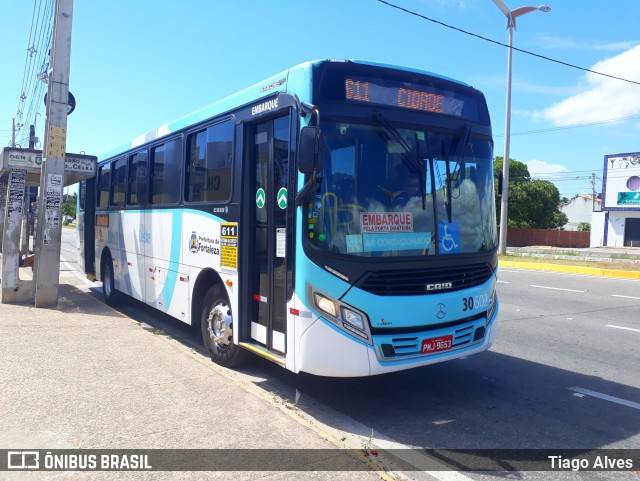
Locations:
78;59;498;377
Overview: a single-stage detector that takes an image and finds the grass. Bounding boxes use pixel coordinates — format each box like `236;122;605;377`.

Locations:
499;254;640;272
611;253;635;260
510;248;578;256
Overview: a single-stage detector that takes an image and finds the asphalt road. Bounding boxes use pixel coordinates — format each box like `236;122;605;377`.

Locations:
59;230;640;480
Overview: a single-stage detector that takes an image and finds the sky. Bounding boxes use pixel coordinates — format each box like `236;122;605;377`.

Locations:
2;0;640;199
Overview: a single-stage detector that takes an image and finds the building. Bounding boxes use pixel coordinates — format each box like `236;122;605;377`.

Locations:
591;151;640;247
559;194;601;231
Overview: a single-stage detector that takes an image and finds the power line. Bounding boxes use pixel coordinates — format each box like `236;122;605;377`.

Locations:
12;0;53;147
375;0;640;87
495;114;640;137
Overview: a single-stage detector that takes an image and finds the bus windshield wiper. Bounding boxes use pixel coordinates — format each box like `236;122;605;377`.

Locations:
372;113;422;174
450;124;471;182
372;113;431;210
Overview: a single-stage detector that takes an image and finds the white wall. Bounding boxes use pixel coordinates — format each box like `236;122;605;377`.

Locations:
604;211;640;247
590;211;606;247
560;195;599;230
603;153;640;209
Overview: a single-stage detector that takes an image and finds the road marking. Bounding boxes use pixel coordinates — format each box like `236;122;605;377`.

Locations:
568;387;640;411
612;294;640;300
606;325;640;333
499;267;640;282
425;472;477;481
497;280;510;284
530;285;587;293
60;255;100;288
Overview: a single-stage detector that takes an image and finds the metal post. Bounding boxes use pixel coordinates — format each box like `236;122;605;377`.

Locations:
28;125;38;251
591;172;596;211
498;26;513;255
33;0;74;307
492;2;550;255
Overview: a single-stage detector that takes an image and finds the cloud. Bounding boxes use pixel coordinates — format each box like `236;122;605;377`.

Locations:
537;35;636;52
593;41;638;52
535;44;640;126
525;159;569;176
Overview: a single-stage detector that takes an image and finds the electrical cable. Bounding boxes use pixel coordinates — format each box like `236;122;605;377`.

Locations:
375;0;640;87
495;114;640;137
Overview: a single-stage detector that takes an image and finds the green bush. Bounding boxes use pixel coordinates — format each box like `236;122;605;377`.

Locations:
577;222;591;232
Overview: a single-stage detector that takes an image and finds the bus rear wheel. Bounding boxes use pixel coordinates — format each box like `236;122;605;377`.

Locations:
200;285;247;368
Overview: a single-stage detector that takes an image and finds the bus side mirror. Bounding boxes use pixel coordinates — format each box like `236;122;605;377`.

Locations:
295;126;327;207
298;126;324;174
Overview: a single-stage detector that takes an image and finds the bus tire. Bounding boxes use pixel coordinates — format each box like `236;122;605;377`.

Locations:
201;284;247;368
101;255;120;306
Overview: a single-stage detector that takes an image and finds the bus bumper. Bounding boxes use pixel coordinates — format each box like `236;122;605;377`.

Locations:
298;299;498;377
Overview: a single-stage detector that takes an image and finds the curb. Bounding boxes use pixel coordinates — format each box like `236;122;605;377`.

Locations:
499;260;640;280
64;286;397;480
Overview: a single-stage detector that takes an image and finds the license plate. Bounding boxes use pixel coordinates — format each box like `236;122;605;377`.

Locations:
421;335;453;354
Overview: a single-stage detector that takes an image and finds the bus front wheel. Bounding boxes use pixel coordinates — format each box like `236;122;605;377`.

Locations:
200;285;247;368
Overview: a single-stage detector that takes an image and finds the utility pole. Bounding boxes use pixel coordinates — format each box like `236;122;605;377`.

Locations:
11;119;16;147
23;124;38;256
33;0;74;307
591;172;596;212
29;124;36;149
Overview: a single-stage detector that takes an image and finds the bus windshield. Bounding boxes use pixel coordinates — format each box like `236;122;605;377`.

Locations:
306;120;497;257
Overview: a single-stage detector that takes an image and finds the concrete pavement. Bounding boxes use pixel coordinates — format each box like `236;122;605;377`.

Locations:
0;266;388;481
3;245;640;480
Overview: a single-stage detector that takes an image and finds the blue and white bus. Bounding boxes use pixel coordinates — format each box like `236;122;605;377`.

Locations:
78;59;498;377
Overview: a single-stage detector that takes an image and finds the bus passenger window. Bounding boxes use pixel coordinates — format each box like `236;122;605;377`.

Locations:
151;138;182;205
127;151;148;206
97;164;111;208
110;157;127;207
186;119;233;202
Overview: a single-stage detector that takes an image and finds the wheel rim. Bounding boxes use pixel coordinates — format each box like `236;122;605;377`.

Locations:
206;300;233;350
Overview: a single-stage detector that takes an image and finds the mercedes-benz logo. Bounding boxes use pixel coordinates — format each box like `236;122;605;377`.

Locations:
435;303;446;319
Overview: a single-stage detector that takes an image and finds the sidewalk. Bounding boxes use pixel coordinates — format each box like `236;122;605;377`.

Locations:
507;245;640;263
0;268;385;481
502;245;640;279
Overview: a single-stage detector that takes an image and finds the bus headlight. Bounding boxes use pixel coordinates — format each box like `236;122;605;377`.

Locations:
314;293;338;317
342;308;364;330
308;285;372;344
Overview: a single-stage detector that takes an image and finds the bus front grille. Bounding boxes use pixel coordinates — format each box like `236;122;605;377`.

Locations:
355;262;494;296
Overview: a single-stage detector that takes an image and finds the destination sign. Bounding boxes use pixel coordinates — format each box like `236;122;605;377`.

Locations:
345;76;468;118
1;148;97;186
2;148;96;174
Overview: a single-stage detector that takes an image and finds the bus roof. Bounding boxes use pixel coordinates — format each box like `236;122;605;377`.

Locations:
99;59;473;161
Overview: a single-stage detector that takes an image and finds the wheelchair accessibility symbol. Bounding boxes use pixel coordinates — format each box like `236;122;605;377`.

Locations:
438;222;460;254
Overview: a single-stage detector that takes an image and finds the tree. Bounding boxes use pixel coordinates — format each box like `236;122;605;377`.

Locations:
494;157;567;229
494;157;530;222
494;157;531;184
63;193;77;220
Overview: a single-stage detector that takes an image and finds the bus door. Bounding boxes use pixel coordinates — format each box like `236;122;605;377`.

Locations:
78;179;95;276
249;114;291;355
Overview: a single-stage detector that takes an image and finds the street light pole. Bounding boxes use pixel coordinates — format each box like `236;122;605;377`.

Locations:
492;1;550;255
